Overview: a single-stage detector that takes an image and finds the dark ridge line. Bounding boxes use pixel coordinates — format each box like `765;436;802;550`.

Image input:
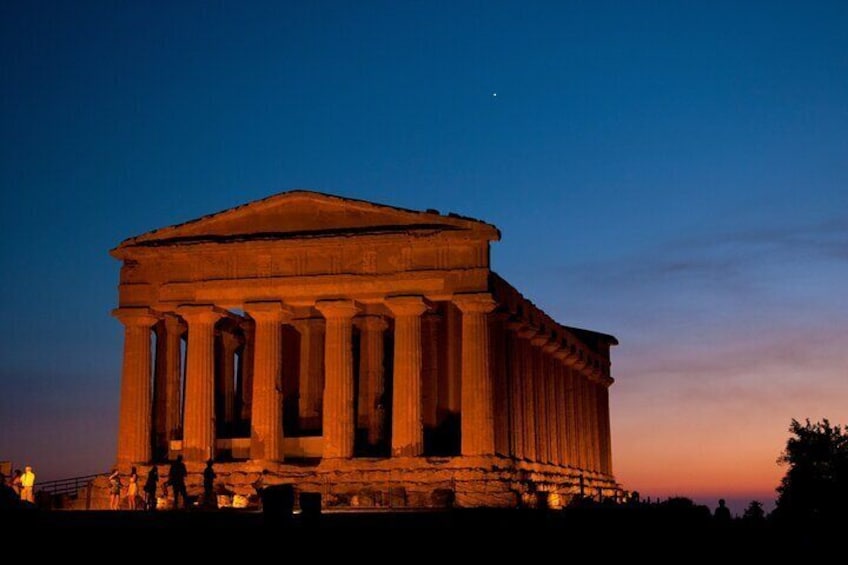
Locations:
123;224;465;248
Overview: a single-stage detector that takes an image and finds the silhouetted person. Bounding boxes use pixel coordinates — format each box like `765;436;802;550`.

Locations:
108;468;122;510
714;498;731;522
0;472;18;510
127;466;139;510
168;455;188;509
10;469;22;498
144;466;159;511
20;465;35;504
203;459;216;508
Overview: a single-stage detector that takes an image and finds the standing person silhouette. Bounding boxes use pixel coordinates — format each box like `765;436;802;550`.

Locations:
20;466;35;504
10;469;22;498
714;498;732;522
127;466;139;510
168;455;188;509
203;460;216;508
108;468;122;510
143;466;158;511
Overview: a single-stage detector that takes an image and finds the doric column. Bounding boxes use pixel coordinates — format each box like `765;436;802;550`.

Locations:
177;305;223;462
555;361;568;467
356;315;388;447
386;296;428;457
576;374;589;470
216;329;241;432
421;312;441;430
567;367;581;468
490;313;510;457
238;319;255;422
542;341;561;465
583;376;594;471
164;316;185;447
588;379;601;472
244;301;289;462
530;334;550;464
588;377;600;472
442;302;462;414
505;323;524;460
153;315;184;457
553;349;571;467
515;325;538;462
113;307;159;466
598;381;608;473
599;381;613;475
454;293;497;456
153;321;168;457
294;318;325;431
316;299;359;458
572;372;582;469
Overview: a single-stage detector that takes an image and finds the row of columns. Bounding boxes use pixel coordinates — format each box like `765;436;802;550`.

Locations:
501;322;613;475
114;293;498;465
115;294;612;474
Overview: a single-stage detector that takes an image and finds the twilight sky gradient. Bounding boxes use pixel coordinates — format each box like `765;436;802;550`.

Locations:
1;2;846;513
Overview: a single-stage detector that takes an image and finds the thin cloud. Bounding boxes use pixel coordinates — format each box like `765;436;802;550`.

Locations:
557;216;848;292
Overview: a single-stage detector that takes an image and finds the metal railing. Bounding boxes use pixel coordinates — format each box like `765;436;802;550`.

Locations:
36;474;101;499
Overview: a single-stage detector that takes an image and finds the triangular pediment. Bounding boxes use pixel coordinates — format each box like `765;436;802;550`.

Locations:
114;190;499;251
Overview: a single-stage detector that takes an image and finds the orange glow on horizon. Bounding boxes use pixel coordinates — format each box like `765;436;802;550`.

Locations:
608;357;847;505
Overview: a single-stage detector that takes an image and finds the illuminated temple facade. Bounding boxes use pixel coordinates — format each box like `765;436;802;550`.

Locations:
111;191;618;507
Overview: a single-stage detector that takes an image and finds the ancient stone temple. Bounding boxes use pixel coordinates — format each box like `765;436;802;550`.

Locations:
110;191;618;507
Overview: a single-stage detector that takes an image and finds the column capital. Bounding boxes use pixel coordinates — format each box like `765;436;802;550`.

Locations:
162;313;186;334
239;317;255;333
355;315;389;332
553;348;570;361
489;311;511;323
562;345;581;365
530;333;551;347
244;300;292;323
177;304;227;325
112;307;159;328
220;329;243;351
585;359;604;382
385;295;429;317
423;311;443;323
570;350;589;371
542;340;562;354
316;299;360;319
507;320;539;340
452;292;497;314
292;317;325;332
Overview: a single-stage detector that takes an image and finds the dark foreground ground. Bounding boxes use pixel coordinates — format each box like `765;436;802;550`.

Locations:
4;504;842;551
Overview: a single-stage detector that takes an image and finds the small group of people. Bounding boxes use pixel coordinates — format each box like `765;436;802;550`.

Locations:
108;455;212;510
3;465;36;504
107;466;149;510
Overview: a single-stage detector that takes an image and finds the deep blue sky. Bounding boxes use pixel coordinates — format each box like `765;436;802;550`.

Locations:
1;2;846;512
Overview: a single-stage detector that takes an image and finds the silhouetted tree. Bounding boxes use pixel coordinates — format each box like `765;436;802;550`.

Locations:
774;418;848;523
742;500;765;522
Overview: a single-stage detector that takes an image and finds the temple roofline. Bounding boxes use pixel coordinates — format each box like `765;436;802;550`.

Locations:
113;224;467;251
112;189;501;254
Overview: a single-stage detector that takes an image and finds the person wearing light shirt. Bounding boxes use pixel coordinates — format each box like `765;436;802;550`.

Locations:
20;465;35;503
